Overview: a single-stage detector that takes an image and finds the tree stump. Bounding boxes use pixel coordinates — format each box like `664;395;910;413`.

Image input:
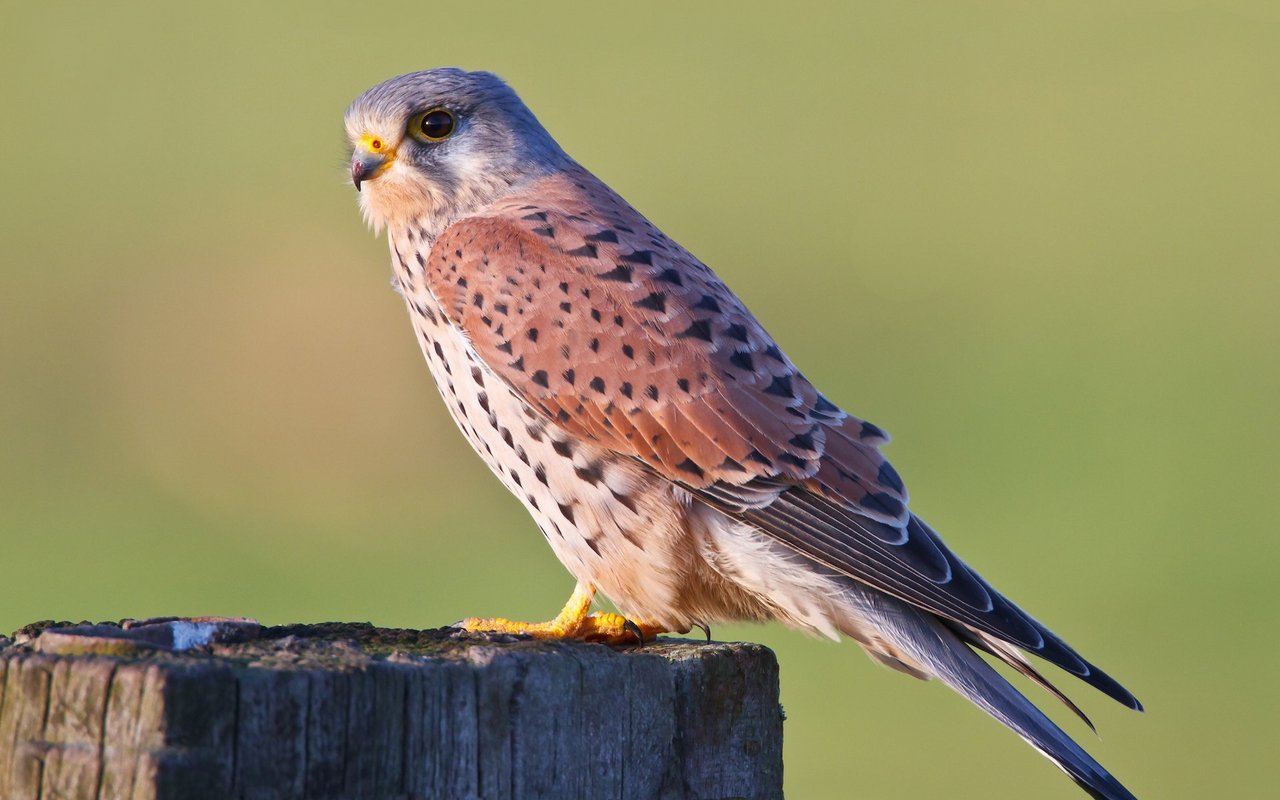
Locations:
0;619;783;800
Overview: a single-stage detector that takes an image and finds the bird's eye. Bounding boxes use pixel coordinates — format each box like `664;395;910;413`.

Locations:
411;108;456;142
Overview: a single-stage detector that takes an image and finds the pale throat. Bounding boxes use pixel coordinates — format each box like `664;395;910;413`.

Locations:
360;168;453;240
363;162;521;246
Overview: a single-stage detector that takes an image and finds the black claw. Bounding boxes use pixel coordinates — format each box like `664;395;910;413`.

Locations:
623;619;645;645
692;622;712;642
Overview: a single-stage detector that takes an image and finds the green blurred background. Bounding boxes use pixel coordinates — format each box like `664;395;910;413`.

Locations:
2;2;1275;797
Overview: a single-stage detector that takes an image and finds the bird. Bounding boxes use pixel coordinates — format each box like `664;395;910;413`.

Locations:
345;67;1142;799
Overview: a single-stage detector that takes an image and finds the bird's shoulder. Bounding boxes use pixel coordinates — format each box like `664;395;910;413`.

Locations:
428;169;740;329
423;170;905;525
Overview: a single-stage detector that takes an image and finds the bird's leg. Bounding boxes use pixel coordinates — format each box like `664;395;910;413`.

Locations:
455;582;674;645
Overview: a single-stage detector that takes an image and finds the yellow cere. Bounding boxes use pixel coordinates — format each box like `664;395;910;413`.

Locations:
359;132;396;158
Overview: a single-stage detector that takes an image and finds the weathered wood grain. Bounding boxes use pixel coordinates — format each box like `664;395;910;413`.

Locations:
0;622;783;799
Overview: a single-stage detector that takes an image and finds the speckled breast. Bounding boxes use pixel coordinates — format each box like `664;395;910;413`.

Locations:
385;229;698;625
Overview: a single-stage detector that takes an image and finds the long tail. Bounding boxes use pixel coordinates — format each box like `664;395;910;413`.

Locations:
837;583;1137;800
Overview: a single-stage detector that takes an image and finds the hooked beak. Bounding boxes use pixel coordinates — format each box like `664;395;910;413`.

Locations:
351;143;393;191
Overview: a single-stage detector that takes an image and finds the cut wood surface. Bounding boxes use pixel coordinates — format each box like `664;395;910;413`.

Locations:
0;620;783;800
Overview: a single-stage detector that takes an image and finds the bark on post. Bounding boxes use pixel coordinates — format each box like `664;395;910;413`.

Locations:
0;620;783;800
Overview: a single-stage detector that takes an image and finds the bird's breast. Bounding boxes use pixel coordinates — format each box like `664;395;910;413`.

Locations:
391;242;707;625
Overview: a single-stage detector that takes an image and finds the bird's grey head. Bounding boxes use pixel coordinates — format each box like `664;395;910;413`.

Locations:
345;68;570;234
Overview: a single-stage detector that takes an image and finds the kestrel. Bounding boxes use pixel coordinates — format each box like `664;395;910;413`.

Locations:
345;68;1141;799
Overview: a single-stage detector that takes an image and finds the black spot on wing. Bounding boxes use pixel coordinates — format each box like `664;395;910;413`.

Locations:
675;319;714;342
858;492;905;521
763;375;793;397
776;453;809;469
656;268;684;286
877;461;905;494
675;458;705;479
634;292;667;313
620;250;654;265
788;427;817;452
692;295;721;313
813;394;841;416
729;351;754;371
860;420;887;440
599;264;633;282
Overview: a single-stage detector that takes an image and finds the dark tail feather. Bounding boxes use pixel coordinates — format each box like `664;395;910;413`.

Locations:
951;623;1097;735
839;586;1138;799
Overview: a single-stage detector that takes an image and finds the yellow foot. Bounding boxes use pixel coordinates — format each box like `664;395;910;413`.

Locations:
455;582;673;645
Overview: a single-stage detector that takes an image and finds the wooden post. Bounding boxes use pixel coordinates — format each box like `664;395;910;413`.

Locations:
0;620;783;800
